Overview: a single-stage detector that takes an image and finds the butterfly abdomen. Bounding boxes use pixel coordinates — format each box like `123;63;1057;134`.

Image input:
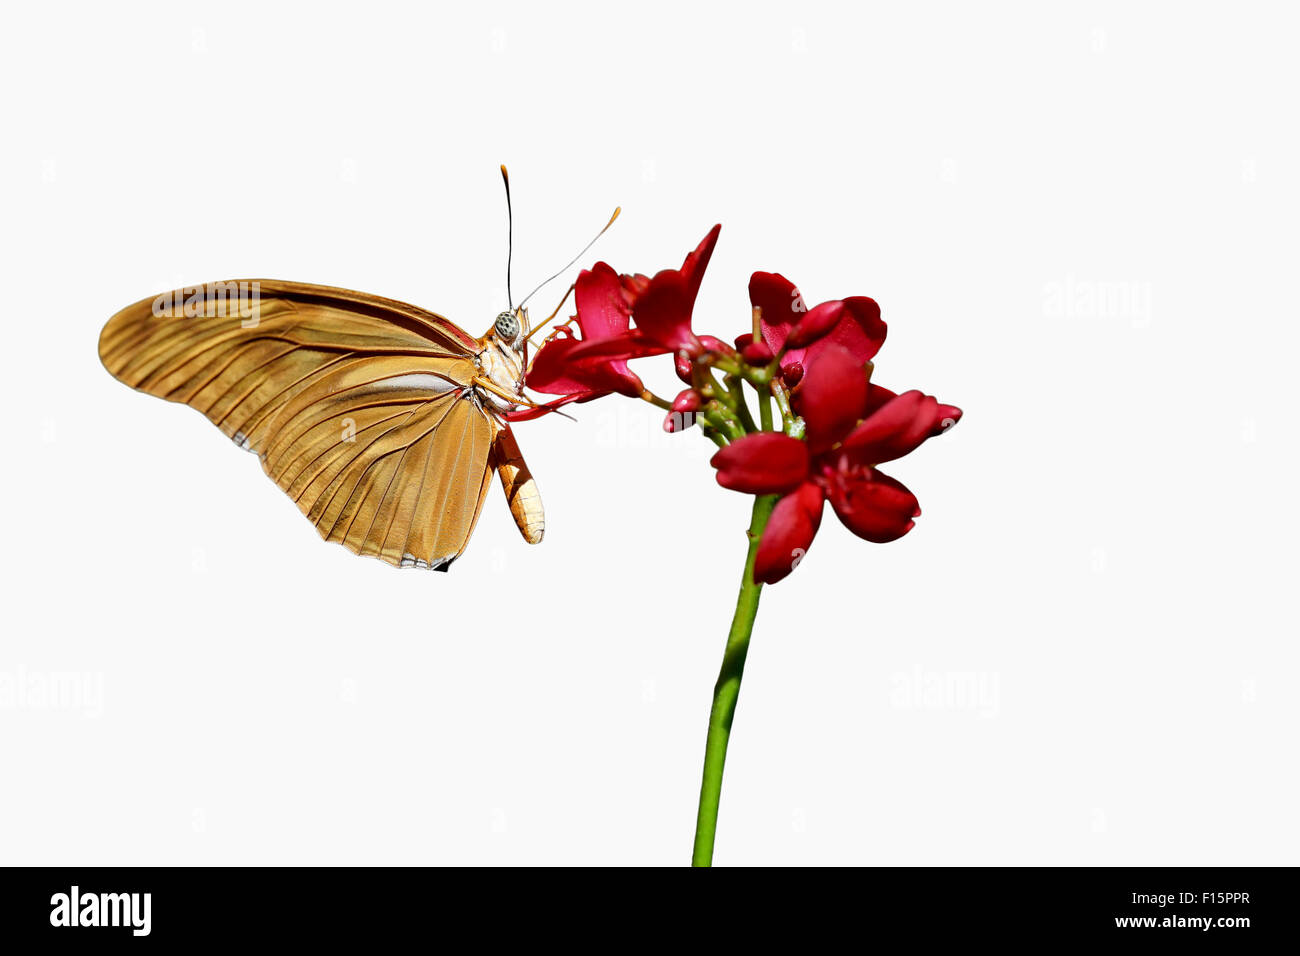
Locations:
492;425;544;545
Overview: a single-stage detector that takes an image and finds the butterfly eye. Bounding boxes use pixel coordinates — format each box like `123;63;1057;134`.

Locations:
494;311;520;340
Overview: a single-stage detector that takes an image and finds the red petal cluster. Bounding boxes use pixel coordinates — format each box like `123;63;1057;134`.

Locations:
522;225;961;588
711;278;960;584
523;226;723;415
749;272;887;390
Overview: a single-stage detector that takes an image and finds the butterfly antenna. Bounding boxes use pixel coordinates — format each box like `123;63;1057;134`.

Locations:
501;164;514;309
519;206;621;309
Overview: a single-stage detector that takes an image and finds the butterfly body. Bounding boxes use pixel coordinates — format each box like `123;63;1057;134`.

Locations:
473;310;546;546
99;280;544;571
473;312;530;414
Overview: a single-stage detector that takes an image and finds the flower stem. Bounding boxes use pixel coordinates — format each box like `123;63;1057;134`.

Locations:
772;380;804;439
639;389;673;411
757;381;774;433
723;374;759;434
691;492;777;866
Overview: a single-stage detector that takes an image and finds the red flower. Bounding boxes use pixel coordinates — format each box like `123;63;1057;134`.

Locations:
710;344;961;584
520;262;646;418
524;226;723;417
749;272;887;385
619;224;721;355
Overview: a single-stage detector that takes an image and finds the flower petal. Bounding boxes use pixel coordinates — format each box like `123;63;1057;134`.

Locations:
526;335;643;398
794;343;870;454
630;273;699;352
751;271;805;364
525;336;588;393
806;295;886;365
827;469;920;543
573;262;632;341
841;390;961;464
627;225;721;353
786;300;845;350
504;391;599;422
862;382;896;418
935;404;963;432
754;482;825;584
679;223;722;302
710;433;810;495
620;272;650;306
562;331;666;364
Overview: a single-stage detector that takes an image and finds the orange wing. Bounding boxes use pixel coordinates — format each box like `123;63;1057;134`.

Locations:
99;280;498;570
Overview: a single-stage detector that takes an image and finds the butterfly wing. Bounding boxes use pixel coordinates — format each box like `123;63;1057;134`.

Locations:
99;279;497;570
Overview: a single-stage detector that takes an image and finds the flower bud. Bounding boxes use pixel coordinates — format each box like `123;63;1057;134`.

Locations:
741;341;774;366
663;409;697;433
672;388;702;413
733;332;754;351
674;352;693;384
697;334;736;358
782;361;804;387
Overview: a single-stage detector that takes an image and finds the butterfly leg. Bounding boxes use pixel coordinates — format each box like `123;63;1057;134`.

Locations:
474;375;560;412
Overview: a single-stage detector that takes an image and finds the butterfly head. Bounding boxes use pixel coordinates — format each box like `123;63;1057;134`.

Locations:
491;307;529;351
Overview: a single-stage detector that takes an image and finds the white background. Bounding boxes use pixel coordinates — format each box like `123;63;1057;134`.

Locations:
2;1;1295;866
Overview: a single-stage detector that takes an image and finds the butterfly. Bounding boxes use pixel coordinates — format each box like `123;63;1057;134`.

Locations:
98;168;616;571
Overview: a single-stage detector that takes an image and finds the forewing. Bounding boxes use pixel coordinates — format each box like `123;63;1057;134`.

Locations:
100;280;498;568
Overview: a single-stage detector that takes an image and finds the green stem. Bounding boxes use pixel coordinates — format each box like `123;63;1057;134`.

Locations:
639;389;673;411
702;404;744;443
701;427;728;449
691;492;777;866
757;381;774;433
723;375;759;434
771;380;804;439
